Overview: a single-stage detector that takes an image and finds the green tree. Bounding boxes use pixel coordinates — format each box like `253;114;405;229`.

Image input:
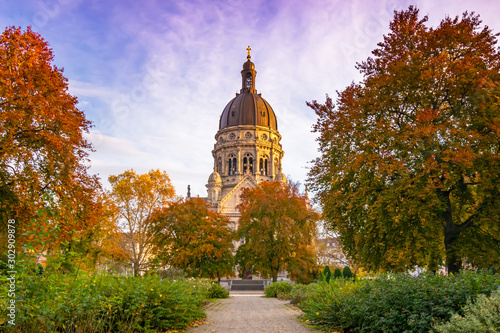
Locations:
333;268;342;279
108;169;175;276
342;266;353;279
236;181;319;282
308;7;500;274
151;198;235;280
323;265;332;283
0;26;103;257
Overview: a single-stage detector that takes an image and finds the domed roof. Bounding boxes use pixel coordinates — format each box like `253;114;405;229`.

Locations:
276;172;287;184
243;59;255;70
208;171;222;184
219;93;278;131
219;48;278;131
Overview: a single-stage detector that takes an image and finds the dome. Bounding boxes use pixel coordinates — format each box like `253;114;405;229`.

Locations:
243;59;255;70
219;93;278;131
275;172;287;184
207;171;222;185
218;48;278;131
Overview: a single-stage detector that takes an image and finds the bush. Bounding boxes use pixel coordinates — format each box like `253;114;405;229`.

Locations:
0;271;211;332
299;275;369;328
289;283;319;305
208;282;229;299
333;268;342;279
298;271;500;333
323;266;332;283
433;288;500;332
265;281;293;298
342;266;353;279
277;290;292;299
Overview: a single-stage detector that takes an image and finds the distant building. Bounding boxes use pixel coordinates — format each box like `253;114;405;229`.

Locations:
316;236;349;268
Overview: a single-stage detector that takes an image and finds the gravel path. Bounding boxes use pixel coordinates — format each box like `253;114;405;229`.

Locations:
186;294;317;333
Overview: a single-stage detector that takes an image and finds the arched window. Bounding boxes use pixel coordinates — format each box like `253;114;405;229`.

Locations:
260;155;269;175
245;73;252;89
243;153;253;174
228;155;237;175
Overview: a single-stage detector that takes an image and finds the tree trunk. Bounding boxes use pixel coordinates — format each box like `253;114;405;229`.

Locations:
243;266;252;279
133;261;140;276
272;263;279;282
439;190;462;275
444;224;462;274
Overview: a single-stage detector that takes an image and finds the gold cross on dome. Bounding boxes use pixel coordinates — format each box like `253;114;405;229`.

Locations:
246;45;252;60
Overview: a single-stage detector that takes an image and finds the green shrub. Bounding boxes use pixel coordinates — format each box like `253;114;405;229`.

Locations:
323;266;332;283
208;282;229;298
289;283;319;305
434;288;500;332
333;268;342;279
342;266;353;279
299;275;369;328
298;271;500;333
277;290;292;300
317;270;325;282
265;281;293;298
0;271;211;332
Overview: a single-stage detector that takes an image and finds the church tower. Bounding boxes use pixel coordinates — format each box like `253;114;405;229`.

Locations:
206;47;286;227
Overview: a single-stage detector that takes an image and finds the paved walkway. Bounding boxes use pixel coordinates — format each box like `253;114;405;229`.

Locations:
187;293;317;333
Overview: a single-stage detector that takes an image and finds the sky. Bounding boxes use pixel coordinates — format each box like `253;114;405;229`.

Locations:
2;0;500;198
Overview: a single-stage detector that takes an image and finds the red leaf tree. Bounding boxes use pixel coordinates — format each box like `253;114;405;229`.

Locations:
236;181;319;282
151;197;235;280
0;26;104;258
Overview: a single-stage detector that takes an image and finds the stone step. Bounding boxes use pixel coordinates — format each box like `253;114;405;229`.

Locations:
231;284;265;291
226;279;266;291
231;280;265;285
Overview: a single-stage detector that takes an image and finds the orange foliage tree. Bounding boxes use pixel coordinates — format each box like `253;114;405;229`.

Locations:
108;169;175;276
151;198;235;280
84;194;129;270
308;7;500;274
0;26;103;258
236;181;319;282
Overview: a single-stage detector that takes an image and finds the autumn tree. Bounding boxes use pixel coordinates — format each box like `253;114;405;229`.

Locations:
236;181;319;282
84;194;129;270
151;198;235;280
308;7;500;274
108;169;175;276
0;26;103;257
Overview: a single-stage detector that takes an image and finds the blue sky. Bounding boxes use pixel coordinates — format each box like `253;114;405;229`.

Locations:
2;0;500;197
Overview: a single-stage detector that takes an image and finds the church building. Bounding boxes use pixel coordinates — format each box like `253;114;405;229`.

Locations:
205;47;287;229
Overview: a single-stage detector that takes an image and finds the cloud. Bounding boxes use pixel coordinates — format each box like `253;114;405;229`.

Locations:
5;0;500;197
